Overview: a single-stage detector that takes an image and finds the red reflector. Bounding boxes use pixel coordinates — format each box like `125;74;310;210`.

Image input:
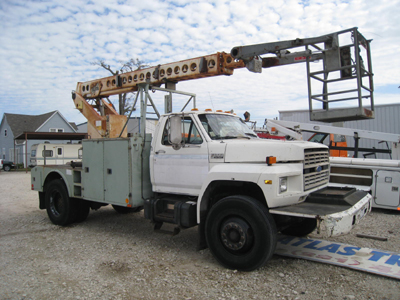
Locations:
31;184;34;190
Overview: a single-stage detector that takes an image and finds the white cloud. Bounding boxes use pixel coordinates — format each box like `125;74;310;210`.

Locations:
0;0;399;126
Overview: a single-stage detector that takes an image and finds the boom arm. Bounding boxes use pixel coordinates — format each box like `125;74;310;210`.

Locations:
73;27;373;138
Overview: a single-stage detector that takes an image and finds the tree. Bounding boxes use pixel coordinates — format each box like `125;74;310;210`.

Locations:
91;58;149;115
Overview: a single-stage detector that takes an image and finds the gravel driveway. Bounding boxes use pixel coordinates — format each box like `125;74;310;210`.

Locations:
1;172;399;299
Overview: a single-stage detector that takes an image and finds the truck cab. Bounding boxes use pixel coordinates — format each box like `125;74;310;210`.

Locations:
151;111;330;206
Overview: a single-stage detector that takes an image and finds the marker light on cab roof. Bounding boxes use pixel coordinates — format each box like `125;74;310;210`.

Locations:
191;108;199;111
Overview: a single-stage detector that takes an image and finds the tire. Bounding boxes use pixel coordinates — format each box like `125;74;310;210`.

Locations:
112;205;143;214
205;195;277;271
45;179;75;226
281;218;317;237
3;165;10;171
73;199;90;223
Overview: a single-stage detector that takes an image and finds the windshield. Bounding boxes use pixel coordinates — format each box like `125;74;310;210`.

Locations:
198;114;257;140
308;133;328;143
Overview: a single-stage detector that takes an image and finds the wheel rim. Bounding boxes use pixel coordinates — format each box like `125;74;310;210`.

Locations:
220;217;254;253
49;191;64;217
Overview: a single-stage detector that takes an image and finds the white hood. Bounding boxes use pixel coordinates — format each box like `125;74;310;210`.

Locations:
222;139;326;163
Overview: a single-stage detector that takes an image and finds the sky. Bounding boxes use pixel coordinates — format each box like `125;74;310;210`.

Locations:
0;0;399;127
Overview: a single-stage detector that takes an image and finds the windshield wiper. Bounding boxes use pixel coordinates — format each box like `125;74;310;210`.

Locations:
245;133;258;137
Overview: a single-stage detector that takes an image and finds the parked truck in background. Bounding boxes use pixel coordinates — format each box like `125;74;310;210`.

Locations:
0;159;15;171
30;28;373;270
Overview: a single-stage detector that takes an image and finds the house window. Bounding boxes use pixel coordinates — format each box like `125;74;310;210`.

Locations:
4;129;7;137
49;128;64;133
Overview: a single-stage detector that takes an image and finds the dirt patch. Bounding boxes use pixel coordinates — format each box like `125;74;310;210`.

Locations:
1;172;399;299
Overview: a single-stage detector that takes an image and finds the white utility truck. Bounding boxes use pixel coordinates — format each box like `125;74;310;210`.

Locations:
31;28;373;270
29;143;82;167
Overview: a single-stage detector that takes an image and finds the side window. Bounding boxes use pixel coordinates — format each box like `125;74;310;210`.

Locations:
161;116;203;146
43;150;53;157
57;148;62;155
4;129;7;137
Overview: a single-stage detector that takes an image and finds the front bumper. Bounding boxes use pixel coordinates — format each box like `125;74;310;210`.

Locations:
270;187;372;238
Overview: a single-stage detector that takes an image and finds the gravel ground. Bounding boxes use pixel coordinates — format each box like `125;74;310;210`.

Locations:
1;171;399;300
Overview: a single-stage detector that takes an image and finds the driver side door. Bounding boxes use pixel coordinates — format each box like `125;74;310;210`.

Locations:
151;116;209;195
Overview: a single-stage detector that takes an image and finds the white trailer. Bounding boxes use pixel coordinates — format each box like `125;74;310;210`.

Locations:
262;119;400;210
30;143;82;167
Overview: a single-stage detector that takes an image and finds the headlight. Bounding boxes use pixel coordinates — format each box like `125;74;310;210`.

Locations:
279;177;287;193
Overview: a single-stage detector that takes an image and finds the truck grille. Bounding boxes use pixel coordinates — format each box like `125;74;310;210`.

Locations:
304;148;329;191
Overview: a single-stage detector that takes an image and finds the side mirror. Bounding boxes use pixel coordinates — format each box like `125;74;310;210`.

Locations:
169;116;182;150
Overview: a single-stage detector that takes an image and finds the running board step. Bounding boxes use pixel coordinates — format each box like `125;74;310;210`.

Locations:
144;197;197;228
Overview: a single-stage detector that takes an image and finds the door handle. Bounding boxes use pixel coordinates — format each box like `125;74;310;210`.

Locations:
155;150;166;154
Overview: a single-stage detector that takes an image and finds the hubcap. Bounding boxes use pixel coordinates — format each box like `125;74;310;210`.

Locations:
220;217;253;253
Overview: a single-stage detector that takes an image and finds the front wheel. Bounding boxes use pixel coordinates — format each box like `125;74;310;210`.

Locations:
205;195;277;271
3;165;10;171
45;179;75;226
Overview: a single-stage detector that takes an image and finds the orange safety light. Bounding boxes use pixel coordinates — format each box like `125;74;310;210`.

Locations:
397;207;400;211
216;110;223;112
205;108;212;112
191;108;199;111
266;156;276;166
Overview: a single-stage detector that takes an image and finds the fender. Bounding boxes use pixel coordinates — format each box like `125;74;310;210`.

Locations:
197;162;306;222
42;169;72;196
197;163;268;222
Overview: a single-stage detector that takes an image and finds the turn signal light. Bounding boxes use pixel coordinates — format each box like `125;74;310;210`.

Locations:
266;156;276;166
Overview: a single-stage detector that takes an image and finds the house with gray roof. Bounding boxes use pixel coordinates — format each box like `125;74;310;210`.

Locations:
0;111;79;167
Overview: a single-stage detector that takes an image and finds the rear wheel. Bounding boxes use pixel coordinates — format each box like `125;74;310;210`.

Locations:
205;195;277;271
112;205;143;214
3;165;10;171
45;179;75;226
